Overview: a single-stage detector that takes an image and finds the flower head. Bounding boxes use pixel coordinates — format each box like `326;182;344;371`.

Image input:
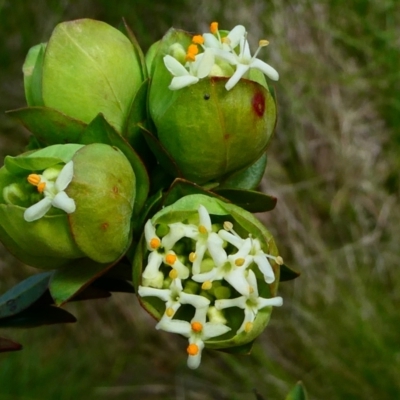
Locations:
24;161;75;222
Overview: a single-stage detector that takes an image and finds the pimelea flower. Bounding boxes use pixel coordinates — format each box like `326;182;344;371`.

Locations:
24;161;75;222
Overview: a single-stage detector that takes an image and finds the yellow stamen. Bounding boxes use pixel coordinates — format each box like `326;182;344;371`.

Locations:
244;322;253;333
165;253;177;265
198;225;207;234
27;174;41;186
37;182;46;193
235;258;245;267
210;22;218;34
259;39;269;47
149;237;160;250
275;256;284;265
221;37;230;44
187;343;199;356
166;307;175;317
223;221;233;231
191;321;203;332
201;281;212;290
189;252;197;262
192;35;204;45
169;269;178;280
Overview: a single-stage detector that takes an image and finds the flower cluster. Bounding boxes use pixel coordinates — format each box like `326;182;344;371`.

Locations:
138;205;283;369
164;22;279;91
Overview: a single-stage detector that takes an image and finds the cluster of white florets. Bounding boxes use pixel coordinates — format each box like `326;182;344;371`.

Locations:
138;205;283;369
163;22;279;91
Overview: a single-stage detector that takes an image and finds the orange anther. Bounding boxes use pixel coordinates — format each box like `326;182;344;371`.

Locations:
198;225;207;234
187;44;199;56
192;35;204;45
37;182;46;193
27;174;41;186
185;53;196;62
165;253;177;265
235;258;245;267
187;343;199;356
210;22;218;34
149;237;160;250
191;321;203;332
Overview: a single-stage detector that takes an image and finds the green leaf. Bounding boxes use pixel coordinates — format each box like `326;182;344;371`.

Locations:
49;258;112;306
213;188;277;213
280;264;301;282
0;272;52;318
0;337;23;353
7;107;87;145
219;153;267;190
285;381;308;400
216;340;255;355
79;114;149;217
0;306;76;328
22;43;46;106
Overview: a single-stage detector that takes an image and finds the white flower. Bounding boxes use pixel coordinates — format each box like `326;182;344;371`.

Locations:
190;205;227;275
24;161;75;222
215;37;279;90
138;278;210;320
157;305;230;369
163;48;215;90
202;24;246;51
215;270;283;334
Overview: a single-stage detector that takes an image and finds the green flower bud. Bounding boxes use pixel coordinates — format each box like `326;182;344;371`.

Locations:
134;194;283;369
146;25;278;184
0;143;136;268
23;19;145;133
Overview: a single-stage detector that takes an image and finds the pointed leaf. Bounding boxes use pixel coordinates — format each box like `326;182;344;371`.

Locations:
280;264;301;282
7;107;87;145
219;153;267;190
49;258;112;306
0;306;76;328
285;381;308;400
213;188;277;213
23;43;46;106
0;337;23;353
0;272;52;318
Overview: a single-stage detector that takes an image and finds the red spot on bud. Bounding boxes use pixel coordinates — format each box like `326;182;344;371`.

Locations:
252;92;265;117
101;222;109;231
113;186;119;194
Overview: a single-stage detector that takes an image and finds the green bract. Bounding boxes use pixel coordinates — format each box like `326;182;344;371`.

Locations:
23;19;145;134
133;194;282;367
146;28;277;184
0;143;136;268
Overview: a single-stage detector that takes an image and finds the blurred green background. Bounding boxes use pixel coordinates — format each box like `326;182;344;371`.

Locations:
1;0;399;399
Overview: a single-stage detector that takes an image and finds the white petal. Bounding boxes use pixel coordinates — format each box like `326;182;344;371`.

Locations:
169;75;199;90
171;258;190;279
250;58;279;81
142;251;163;280
207;232;227;267
192;306;208;324
257;296;283;309
215;296;246;310
192;242;207;275
226;25;246;49
156;319;190;336
187;339;204;370
192;268;220;283
213;48;237;64
55;161;74;191
163;55;189;77
24;197;52;221
218;230;244;249
51;191;76;214
237;307;256;334
203;33;221;49
144;220;158;247
138;286;171;302
254;254;275;284
224;268;251;296
241;38;252;60
179;292;210;309
198;205;212;231
246;269;259;297
225;63;250;91
161;222;188;250
195;49;215;79
202;322;231;340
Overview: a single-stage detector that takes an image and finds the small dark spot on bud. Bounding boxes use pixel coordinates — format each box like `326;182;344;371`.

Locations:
101;222;109;231
204;93;210;100
224;133;231;140
113;186;118;194
252;92;265;117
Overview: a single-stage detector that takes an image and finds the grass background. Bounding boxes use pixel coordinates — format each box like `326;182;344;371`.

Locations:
0;0;399;399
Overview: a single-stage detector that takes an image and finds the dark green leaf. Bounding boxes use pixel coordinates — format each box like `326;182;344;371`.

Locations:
216;340;255;355
285;381;308;400
0;306;76;328
49;258;112;306
0;337;23;353
219;154;267;190
80;114;150;216
213;188;277;213
6;107;87;145
0;272;52;319
68;285;111;302
280;264;301;282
